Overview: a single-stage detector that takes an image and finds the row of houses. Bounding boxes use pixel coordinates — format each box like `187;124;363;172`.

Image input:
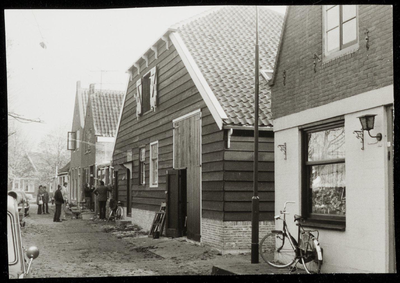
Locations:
63;5;395;273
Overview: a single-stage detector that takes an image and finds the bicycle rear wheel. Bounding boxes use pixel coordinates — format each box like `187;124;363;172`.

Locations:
260;232;296;268
300;241;322;273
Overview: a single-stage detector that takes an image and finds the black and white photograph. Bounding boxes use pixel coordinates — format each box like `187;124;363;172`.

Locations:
5;3;396;279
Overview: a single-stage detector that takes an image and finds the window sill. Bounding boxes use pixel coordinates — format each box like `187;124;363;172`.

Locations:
301;218;345;231
323;43;359;64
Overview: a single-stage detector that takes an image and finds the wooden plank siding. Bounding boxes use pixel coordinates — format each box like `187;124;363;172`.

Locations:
112;39;275;224
222;134;275;221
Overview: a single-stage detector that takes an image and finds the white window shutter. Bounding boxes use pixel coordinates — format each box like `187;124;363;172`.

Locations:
149;66;157;111
136;79;142;118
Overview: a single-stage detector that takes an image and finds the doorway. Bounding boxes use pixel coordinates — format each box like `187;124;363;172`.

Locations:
166;169;187;238
173;110;201;241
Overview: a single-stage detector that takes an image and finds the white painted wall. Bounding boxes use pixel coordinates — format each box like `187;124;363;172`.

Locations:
273;87;393;273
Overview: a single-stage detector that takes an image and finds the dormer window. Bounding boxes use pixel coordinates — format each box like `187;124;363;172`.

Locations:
324;5;358;60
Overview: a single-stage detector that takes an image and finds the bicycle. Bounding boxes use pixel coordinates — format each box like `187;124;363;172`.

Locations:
107;199;124;222
259;201;323;274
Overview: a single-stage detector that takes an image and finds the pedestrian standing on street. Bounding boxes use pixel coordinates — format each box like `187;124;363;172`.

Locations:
84;183;94;211
53;185;64;222
42;186;50;214
37;185;44;215
61;182;69;221
93;181;112;220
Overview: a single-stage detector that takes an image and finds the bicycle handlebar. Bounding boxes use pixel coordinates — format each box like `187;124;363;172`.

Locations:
283;201;295;211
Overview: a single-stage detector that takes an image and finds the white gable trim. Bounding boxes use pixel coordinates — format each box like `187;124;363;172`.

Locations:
169;32;227;130
111;78;129;163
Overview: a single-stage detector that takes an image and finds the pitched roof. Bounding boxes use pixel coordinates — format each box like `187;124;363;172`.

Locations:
175;6;284;127
58;161;70;174
89;90;125;137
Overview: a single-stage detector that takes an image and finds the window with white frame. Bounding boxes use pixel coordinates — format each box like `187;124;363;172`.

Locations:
139;147;146;185
149;141;158;187
302;120;346;228
324;5;358;58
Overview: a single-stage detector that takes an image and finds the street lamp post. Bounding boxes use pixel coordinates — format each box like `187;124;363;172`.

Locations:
251;6;260;264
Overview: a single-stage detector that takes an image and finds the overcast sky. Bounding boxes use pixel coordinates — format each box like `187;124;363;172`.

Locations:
5;6;286;151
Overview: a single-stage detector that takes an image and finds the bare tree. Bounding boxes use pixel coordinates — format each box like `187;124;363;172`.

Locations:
36;124;70;186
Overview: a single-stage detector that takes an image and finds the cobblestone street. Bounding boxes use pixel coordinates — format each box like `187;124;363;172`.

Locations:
21;204;252;278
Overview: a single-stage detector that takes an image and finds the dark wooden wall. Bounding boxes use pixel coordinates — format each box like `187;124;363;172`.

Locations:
113;39;275;222
113;40;209;213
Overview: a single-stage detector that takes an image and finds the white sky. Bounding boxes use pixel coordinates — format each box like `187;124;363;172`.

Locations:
5;6;287;150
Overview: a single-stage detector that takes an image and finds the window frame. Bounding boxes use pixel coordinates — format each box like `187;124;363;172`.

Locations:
141;71;152;114
149;141;158;188
139;147;146;186
301;118;346;230
323;5;359;62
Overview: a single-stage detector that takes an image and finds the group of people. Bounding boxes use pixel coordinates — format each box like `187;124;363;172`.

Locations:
36;185;50;214
84;181;113;221
51;181;113;222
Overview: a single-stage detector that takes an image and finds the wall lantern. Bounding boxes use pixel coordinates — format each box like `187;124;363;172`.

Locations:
353;114;382;150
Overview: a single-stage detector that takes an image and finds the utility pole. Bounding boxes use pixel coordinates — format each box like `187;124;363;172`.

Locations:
251;6;260;264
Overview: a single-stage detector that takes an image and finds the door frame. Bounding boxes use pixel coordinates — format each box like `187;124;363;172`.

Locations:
385;105;395;272
172;109;202;241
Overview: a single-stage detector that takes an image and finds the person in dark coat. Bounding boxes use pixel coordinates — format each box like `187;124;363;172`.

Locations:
37;185;44;214
93;181;112;220
84;183;94;211
42;186;50;214
53;185;64;222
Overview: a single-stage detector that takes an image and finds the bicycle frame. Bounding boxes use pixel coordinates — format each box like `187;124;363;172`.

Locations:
274;201;322;268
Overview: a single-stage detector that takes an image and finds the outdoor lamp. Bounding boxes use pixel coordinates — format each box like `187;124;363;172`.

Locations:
354;114;382;150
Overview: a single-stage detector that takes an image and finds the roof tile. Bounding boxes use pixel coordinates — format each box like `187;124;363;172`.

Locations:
177;6;284;127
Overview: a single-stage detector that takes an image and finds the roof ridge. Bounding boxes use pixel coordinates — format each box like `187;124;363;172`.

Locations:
170;6;224;30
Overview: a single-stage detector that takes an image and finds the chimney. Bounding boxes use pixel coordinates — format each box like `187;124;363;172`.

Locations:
76;81;81;96
89;84;95;94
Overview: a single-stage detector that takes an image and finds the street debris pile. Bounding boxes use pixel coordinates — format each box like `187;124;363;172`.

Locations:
100;223;148;239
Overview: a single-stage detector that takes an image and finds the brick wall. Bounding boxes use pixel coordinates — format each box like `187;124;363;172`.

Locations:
202;218;274;254
271;5;393;119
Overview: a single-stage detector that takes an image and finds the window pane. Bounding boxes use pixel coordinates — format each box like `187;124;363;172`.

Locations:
308;127;345;161
309;163;346;215
342;5;356;22
8;214;16;264
327;28;340;52
342;18;357;45
326;5;339;30
142;75;151;113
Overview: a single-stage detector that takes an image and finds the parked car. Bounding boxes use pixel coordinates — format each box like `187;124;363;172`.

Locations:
7;194;39;278
8;190;30;219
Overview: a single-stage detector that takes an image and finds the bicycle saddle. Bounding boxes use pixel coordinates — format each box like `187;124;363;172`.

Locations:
294;214;304;221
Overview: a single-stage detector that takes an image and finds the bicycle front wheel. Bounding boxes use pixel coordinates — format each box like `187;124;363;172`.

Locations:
115;207;123;220
260;233;296;268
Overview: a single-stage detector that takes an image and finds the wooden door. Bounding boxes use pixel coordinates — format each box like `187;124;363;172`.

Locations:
387;106;395;272
173;111;201;241
126;168;131;216
166;169;187;238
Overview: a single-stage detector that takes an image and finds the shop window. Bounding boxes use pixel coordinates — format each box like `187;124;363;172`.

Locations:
150;141;158;187
139;147;146;185
302;120;346;229
324;5;358;60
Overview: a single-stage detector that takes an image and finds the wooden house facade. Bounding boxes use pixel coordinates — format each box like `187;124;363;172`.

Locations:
113;6;284;252
68;82;124;205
